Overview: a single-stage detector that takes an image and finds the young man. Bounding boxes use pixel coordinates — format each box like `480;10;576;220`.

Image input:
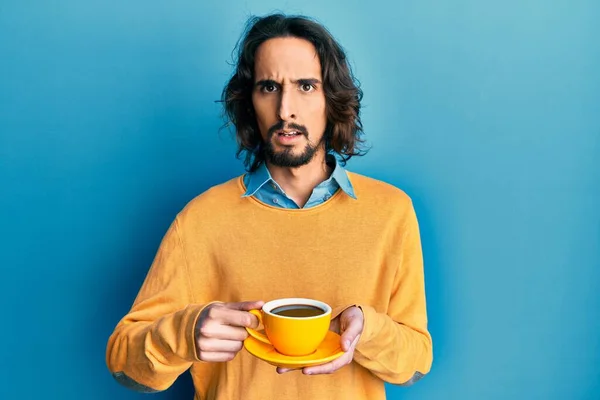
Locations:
106;13;433;400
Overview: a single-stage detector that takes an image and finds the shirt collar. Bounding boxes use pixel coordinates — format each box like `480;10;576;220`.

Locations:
323;154;356;199
242;154;356;199
242;161;274;198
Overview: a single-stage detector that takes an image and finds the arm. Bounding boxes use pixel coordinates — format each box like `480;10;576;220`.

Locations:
353;202;433;385
287;202;432;384
105;218;205;392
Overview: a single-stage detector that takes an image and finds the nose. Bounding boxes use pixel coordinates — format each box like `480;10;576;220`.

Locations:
277;87;296;121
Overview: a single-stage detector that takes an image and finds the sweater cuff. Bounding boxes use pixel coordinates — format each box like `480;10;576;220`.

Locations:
331;304;357;321
354;304;381;347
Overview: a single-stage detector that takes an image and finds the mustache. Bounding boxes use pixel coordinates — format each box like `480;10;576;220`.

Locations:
267;121;309;138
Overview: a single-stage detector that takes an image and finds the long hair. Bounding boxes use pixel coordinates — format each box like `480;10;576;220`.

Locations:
221;13;367;172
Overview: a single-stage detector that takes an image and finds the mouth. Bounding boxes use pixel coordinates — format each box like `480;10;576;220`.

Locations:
272;129;304;146
276;130;303;138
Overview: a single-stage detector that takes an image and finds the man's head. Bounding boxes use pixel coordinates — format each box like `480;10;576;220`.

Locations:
222;14;366;172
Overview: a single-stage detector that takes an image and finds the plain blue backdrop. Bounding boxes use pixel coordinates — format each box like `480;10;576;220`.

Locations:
1;1;599;399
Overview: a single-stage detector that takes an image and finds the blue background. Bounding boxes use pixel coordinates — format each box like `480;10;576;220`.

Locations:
1;1;599;399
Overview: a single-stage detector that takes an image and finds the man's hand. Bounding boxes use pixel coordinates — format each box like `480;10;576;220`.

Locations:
195;301;264;362
277;306;364;375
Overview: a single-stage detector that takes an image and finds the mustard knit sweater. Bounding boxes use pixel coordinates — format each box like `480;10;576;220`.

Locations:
106;172;433;399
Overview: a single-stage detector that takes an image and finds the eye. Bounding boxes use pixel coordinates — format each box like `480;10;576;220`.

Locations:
300;83;315;92
262;84;278;93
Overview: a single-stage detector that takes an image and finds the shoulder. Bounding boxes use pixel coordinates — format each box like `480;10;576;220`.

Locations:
346;171;413;207
346;171;419;229
177;175;245;221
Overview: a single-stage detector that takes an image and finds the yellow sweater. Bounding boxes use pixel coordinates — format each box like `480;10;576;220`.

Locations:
106;172;433;399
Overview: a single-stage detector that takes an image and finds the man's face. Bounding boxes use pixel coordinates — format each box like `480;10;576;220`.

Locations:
252;37;327;168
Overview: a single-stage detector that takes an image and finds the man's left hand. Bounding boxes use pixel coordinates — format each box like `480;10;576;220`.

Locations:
276;306;364;375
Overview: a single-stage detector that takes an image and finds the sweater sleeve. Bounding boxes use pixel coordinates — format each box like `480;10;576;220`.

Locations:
105;218;207;392
353;201;433;385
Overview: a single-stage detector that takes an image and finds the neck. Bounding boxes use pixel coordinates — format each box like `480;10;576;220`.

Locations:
266;150;332;208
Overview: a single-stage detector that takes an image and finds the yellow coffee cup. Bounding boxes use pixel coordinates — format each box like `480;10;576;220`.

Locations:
245;298;331;356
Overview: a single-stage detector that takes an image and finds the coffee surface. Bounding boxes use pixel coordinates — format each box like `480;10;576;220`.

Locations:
271;304;325;318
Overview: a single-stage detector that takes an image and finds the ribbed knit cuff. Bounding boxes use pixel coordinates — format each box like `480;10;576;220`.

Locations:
353;304;381;348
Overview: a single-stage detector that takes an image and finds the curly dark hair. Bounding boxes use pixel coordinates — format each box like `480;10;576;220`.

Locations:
221;13;367;172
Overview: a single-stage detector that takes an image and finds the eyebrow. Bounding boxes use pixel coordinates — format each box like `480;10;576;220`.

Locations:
255;78;322;87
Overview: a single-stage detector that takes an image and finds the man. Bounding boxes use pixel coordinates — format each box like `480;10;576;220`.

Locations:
106;13;433;400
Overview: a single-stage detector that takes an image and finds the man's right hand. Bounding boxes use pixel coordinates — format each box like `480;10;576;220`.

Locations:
195;301;264;362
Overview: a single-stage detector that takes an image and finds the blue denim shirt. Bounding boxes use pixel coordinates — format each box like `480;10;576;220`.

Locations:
242;155;356;208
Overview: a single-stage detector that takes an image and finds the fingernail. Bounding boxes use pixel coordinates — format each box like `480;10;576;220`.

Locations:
344;340;350;348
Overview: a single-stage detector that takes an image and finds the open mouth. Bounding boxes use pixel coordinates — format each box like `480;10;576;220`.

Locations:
277;131;302;137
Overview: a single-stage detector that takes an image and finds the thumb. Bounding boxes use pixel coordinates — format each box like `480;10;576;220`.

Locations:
340;317;363;351
226;300;265;311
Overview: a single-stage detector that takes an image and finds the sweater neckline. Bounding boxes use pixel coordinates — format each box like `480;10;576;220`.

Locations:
237;175;347;214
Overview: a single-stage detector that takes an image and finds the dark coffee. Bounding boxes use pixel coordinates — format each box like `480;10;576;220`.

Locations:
271;304;325;318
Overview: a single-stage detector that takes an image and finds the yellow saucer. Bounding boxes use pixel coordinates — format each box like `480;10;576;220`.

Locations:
244;330;345;369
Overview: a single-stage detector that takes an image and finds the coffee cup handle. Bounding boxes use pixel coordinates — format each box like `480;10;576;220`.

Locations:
245;309;272;345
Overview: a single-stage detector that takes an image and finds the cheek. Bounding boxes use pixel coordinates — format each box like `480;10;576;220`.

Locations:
252;96;274;136
252;96;275;124
306;94;326;113
307;97;327;130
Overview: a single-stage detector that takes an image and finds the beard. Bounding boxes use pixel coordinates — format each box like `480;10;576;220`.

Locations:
264;140;321;167
262;122;324;168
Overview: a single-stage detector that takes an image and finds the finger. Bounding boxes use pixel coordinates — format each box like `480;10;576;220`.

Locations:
276;367;298;374
302;335;360;375
225;301;265;312
302;352;352;375
328;316;340;335
345;334;361;353
197;351;237;363
340;318;363;351
207;307;260;328
198;323;249;341
197;338;244;353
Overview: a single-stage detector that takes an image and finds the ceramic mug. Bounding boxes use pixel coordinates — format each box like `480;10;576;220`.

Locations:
245;298;331;356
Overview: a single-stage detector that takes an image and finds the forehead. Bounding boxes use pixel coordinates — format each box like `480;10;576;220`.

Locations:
254;37;322;80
